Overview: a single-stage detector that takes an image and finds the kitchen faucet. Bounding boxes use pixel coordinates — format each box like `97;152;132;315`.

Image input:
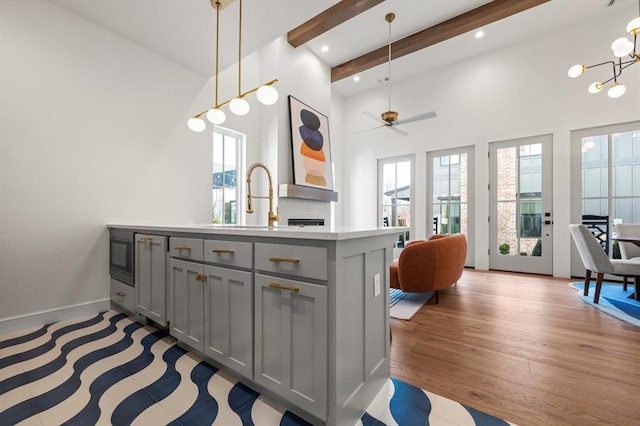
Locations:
246;162;279;227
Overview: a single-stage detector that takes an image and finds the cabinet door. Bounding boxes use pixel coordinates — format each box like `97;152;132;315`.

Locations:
169;258;204;352
136;234;168;325
254;274;327;419
203;265;253;379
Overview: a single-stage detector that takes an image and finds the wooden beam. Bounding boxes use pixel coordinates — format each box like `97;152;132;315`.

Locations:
331;0;551;82
287;0;386;48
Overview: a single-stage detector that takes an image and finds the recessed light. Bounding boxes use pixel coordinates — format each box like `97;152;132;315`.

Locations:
353;75;360;82
321;45;329;52
475;30;484;39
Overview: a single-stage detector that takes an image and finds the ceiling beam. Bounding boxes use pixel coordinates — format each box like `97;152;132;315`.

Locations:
287;0;386;48
331;0;550;83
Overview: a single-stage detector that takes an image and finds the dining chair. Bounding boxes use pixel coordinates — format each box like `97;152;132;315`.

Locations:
569;224;640;303
614;223;640;291
615;223;640;260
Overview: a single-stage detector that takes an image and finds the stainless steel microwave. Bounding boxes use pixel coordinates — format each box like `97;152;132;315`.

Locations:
109;229;135;286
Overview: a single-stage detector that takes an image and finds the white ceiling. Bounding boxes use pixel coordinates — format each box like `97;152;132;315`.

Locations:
47;0;639;98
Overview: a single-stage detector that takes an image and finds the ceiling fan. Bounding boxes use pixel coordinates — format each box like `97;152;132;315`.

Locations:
358;12;437;136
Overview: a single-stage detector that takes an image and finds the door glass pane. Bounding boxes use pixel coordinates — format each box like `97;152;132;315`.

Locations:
433;153;467;236
497;147;516;255
381;159;411;246
497;201;516;255
496;145;544;256
519;144;542;256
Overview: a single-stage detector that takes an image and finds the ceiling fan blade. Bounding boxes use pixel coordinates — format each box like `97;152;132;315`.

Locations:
352;124;387;135
389;125;409;136
362;111;386;125
396;111;437;125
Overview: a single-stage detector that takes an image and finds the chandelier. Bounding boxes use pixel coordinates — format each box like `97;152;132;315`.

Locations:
188;0;279;132
567;16;640;98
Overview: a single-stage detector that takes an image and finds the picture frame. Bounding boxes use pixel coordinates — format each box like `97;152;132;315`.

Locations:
288;95;334;191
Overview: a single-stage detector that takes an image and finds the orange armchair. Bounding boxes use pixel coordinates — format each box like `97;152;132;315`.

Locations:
389;234;467;303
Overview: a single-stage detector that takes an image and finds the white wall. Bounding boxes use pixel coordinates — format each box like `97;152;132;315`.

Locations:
339;4;640;277
0;0;214;328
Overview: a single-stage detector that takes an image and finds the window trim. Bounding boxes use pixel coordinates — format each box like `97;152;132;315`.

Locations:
377;154;415;242
212;126;245;225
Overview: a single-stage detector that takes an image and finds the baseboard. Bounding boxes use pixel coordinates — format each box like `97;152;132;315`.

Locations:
0;298;110;335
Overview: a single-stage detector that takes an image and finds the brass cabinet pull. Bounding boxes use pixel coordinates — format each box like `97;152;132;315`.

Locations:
115;291;126;297
269;283;299;292
195;274;208;282
212;249;235;254
139;236;153;241
174;246;192;251
269;257;300;263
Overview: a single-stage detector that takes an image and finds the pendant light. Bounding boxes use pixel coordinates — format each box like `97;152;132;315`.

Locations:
567;16;639;99
188;0;279;133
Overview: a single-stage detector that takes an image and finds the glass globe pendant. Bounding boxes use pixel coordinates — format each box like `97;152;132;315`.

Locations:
187;117;206;132
206;108;226;125
229;97;250;115
257;85;279;105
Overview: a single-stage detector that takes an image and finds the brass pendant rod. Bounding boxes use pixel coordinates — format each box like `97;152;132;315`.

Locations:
192;79;278;118
387;13;393;112
215;1;221;107
237;0;243;97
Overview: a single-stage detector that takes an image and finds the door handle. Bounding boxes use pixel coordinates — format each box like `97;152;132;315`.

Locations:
269;257;300;263
269;283;299;292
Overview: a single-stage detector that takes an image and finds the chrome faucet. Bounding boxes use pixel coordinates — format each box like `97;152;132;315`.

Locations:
246;162;279;227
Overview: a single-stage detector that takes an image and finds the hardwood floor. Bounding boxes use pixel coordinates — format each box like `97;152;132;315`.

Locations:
390;269;640;426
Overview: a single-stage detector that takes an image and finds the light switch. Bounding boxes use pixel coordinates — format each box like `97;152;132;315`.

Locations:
374;273;381;297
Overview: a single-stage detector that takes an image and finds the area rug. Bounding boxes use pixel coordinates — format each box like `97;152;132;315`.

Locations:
0;311;516;426
389;288;434;320
570;282;640;327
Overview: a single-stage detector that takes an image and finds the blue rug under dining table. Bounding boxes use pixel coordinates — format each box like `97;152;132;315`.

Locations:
570;281;640;327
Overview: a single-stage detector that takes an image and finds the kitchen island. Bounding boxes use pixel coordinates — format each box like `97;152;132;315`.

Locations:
107;224;402;426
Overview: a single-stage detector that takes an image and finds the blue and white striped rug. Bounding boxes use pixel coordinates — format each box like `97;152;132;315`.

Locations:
0;311;514;425
389;288;434;320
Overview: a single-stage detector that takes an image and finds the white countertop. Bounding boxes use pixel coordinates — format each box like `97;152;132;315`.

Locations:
107;223;407;241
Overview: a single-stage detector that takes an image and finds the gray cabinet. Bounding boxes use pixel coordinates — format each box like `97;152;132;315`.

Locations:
110;278;135;313
169;258;204;351
169;238;254;381
254;273;327;419
204;265;253;379
135;234;168;325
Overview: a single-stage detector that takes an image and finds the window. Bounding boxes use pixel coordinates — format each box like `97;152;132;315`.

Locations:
572;121;640;262
378;156;414;247
212;128;244;224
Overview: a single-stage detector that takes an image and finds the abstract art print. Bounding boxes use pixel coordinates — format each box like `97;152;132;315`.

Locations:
288;96;334;191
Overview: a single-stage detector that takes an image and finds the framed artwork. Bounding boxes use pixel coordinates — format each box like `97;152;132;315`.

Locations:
288;96;334;191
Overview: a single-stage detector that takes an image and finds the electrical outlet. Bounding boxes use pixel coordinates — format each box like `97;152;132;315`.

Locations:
373;273;381;297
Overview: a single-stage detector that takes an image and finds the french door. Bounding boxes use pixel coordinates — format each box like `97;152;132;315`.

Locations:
489;135;553;274
427;147;475;267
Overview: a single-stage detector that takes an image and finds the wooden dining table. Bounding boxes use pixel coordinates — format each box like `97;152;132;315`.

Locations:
611;235;640;301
